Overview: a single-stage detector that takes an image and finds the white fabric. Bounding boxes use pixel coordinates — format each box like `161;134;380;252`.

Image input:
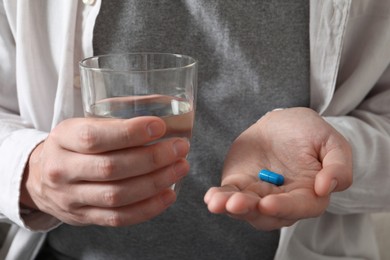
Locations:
0;225;45;260
0;0;389;259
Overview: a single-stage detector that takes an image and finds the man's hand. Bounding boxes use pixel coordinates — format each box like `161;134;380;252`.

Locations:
204;107;352;231
21;116;190;227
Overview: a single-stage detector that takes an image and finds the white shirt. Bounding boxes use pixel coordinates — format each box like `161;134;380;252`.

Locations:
1;0;390;259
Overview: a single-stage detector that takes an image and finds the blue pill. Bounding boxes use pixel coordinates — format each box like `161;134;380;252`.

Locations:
258;169;284;186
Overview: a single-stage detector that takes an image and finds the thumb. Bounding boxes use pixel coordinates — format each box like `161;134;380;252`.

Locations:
315;164;345;197
315;144;353;196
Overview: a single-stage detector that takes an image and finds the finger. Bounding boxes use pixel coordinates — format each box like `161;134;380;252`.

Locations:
314;164;343;197
231;211;296;231
224;197;297;231
220;174;260;191
316;137;353;196
204;187;219;204
205;177;283;212
258;191;329;220
72;159;189;207
224;181;285;214
222;181;282;213
59;138;189;182
66;189;176;226
204;184;242;204
205;185;239;214
52;116;166;153
225;192;260;215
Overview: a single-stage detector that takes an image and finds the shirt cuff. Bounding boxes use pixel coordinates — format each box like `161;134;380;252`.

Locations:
0;128;60;231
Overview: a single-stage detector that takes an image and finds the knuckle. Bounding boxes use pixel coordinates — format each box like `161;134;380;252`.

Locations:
50;120;71;142
49;128;61;143
106;212;123;227
102;188;121;207
97;157;116;179
78;124;99;151
44;161;63;184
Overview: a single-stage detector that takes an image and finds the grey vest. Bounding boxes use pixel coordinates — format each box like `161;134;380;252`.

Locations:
43;1;309;259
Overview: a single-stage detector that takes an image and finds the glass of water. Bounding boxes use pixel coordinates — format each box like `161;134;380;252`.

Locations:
79;53;197;193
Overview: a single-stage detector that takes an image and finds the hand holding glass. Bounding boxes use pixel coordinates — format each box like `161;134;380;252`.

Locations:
79;53;197;193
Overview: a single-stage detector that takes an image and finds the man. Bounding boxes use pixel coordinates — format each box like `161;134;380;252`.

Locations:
1;0;389;259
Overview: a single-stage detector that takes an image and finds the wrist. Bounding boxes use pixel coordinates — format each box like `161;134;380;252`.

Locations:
20;142;44;211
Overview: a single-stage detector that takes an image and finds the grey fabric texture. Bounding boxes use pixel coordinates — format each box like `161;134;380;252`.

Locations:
44;1;310;259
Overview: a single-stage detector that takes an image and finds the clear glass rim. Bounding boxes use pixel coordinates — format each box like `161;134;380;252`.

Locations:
79;52;197;73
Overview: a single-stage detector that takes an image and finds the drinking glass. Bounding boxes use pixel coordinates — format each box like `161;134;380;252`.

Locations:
79;53;197;193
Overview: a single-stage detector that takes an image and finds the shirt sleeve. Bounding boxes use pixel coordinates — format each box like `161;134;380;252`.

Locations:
0;2;60;231
325;66;390;214
0;128;63;231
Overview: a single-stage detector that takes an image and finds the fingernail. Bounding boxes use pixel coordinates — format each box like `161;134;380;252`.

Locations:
173;140;189;157
160;190;176;206
147;121;165;137
329;180;338;194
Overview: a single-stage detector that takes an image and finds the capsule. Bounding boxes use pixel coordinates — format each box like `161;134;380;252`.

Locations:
258;169;284;186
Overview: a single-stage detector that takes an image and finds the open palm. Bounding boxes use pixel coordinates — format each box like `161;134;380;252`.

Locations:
204;107;352;230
